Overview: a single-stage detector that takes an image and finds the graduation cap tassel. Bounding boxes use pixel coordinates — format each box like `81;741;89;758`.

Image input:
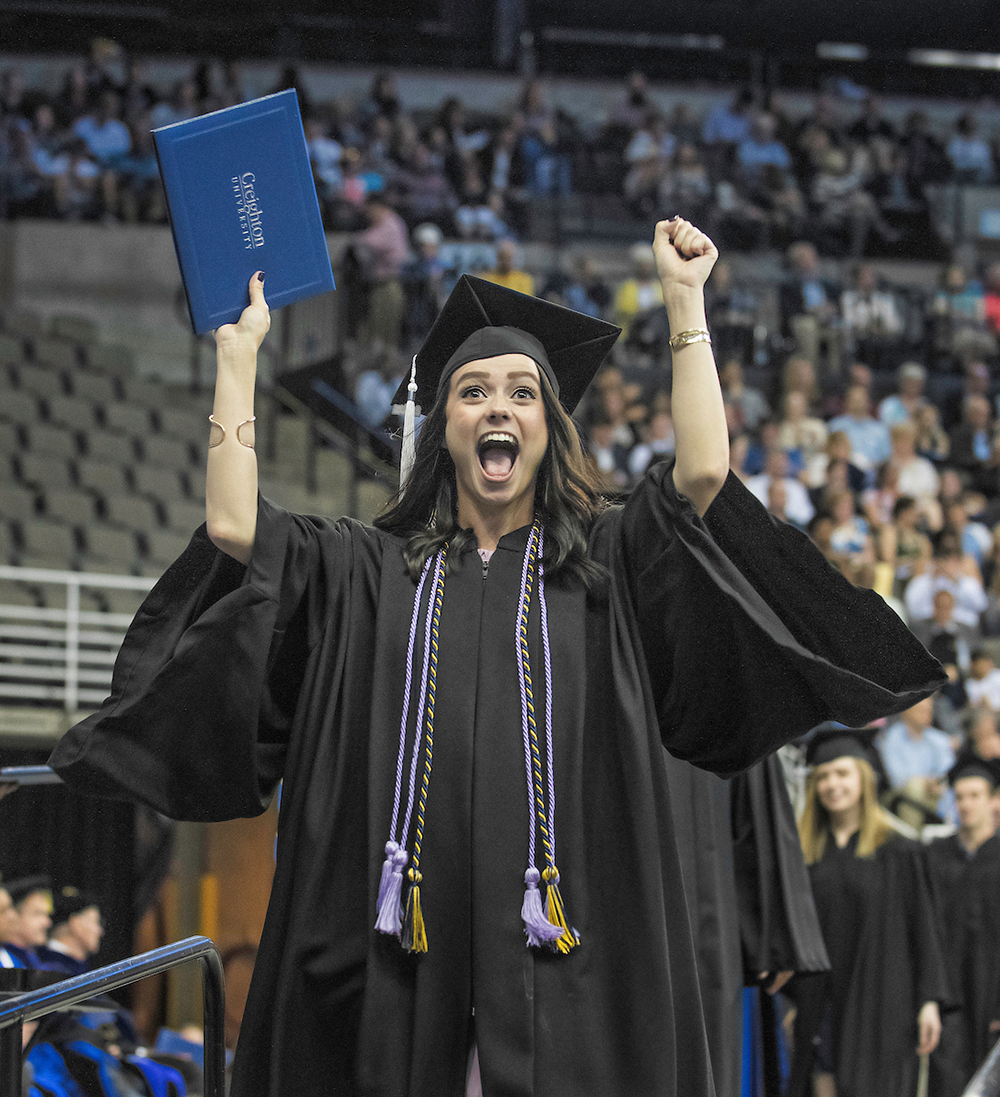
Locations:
400;355;418;490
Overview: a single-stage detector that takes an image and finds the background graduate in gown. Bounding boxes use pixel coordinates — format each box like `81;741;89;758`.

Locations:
788;727;949;1097
50;220;944;1097
925;754;1000;1097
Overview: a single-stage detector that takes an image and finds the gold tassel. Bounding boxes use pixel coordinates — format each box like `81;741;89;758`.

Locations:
402;869;428;953
543;866;579;954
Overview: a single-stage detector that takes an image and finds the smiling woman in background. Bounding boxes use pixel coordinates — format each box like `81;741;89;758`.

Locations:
788;726;948;1097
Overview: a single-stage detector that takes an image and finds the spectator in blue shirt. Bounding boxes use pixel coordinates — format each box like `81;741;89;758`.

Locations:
735;112;791;185
946;114;995;185
73;89;130;222
827;385;892;473
354;345;404;432
879;696;956;827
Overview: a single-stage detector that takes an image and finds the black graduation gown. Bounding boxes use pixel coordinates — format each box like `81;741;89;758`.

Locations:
925;833;1000;1097
664;752;829;1097
787;833;951;1097
49;464;943;1097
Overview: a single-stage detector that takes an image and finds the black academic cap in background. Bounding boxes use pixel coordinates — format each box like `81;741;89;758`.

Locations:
3;875;51;906
392;275;621;415
948;751;1000;789
805;722;883;772
51;885;100;927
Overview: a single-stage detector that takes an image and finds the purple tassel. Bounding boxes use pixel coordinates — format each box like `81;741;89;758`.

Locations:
377;840;399;912
375;847;409;935
521;868;563;947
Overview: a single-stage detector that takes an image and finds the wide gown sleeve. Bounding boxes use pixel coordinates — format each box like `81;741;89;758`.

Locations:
49;497;362;821
616;461;946;776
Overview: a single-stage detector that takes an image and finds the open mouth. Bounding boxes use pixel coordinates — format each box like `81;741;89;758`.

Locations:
477;432;519;481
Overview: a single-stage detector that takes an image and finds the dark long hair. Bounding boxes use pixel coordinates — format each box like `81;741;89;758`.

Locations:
375;370;607;586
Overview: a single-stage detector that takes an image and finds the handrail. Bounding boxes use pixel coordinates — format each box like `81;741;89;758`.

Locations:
963;1035;1000;1097
0;935;225;1097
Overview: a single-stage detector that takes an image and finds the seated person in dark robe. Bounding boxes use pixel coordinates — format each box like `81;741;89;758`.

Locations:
1;876;52;968
926;755;1000;1097
36;887;104;976
49;219;943;1097
0;883;22;969
786;726;949;1097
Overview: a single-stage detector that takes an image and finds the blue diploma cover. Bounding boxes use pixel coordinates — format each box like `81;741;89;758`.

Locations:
153;88;336;335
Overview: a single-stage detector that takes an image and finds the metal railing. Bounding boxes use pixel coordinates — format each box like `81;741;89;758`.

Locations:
0;935;225;1097
0;566;155;713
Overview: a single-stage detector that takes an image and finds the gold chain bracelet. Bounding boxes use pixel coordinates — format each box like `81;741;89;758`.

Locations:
668;328;712;350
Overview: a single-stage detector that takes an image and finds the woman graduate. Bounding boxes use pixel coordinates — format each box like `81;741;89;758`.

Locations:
50;218;943;1097
787;726;950;1097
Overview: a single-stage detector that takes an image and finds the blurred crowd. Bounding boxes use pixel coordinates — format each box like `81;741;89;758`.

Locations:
0;44;998;263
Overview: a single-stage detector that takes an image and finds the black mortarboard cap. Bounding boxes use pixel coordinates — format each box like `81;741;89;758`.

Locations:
50;885;99;927
3;875;51;907
805;722;883;771
392;275;621;416
948;751;1000;788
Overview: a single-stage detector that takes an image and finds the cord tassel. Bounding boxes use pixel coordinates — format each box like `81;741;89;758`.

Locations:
374;847;409;935
543;867;579;955
401;869;427;953
376;840;399;909
522;868;564;947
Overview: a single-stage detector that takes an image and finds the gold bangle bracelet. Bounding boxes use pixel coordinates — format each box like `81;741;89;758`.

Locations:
208;414;257;449
668;328;712;350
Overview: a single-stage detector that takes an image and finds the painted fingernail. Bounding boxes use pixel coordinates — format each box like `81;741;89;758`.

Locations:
257;271;265;282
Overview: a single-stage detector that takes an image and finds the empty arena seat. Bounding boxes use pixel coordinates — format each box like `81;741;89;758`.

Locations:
18;452;74;491
1;389;42;425
85;343;135;378
144;528;192;568
83;430;137;464
102;492;161;533
131;464;187;503
50;314;99;345
76;457;130;496
16;361;67;401
19;517;79;567
120;377;165;408
1;307;43;340
142;434;197;468
157;406;209;444
163;499;205;532
80;525;140;572
31;336;80;371
43;486;97;528
0;481;38;523
72;370;119;404
24;422;79;460
48;393;98;431
0;421;20;455
102;401;154;435
0;332;23;365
